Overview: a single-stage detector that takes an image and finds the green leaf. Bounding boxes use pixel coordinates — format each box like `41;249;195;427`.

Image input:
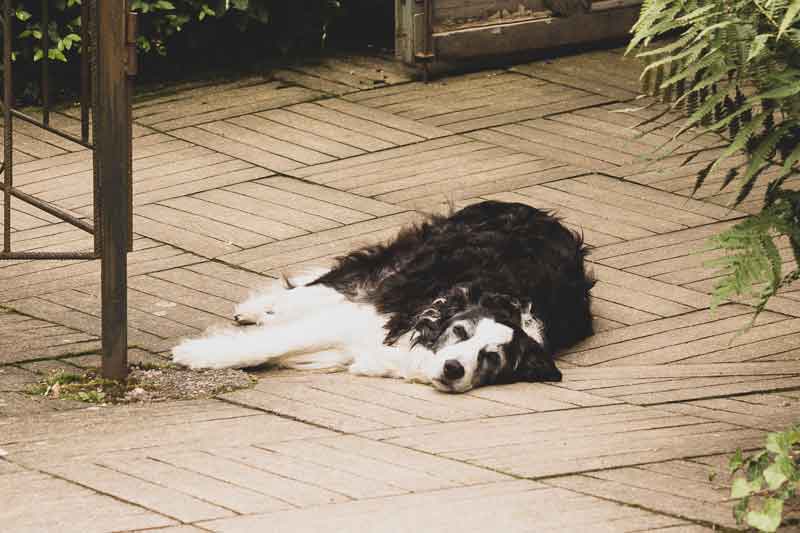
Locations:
734;497;750;524
764;461;789;490
766;431;790;455
748;34;771;62
730;449;745;472
15;9;32;21
778;0;800;39
752;82;800;101
746;498;784;532
48;48;67;62
731;476;762;498
33;48;44;62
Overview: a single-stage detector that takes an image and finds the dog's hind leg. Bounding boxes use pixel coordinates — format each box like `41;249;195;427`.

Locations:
172;315;349;370
234;268;331;326
174;284;363;370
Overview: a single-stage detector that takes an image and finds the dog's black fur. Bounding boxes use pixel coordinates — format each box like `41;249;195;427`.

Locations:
312;200;594;386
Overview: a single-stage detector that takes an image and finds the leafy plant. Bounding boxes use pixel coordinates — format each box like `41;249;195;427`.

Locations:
627;0;800;318
27;369;128;404
729;426;800;532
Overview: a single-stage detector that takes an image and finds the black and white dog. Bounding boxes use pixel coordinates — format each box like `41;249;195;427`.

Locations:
172;201;594;393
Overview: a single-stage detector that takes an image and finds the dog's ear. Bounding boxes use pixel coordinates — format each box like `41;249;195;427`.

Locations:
514;331;562;382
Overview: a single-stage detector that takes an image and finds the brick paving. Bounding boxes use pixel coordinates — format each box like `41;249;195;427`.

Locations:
1;50;799;532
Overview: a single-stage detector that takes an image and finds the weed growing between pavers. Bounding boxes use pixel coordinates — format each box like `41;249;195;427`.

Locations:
26;364;255;405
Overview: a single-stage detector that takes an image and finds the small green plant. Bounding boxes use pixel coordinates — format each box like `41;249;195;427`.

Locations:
729;426;800;532
28;370;129;404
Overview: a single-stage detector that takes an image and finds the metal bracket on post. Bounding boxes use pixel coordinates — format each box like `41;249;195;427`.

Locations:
97;1;132;381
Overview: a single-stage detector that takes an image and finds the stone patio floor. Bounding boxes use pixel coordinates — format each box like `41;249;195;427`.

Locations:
2;49;800;532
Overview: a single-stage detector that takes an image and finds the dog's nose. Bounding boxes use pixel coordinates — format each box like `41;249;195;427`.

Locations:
443;359;465;381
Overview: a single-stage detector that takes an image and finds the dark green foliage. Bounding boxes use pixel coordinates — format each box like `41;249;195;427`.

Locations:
2;0;343;102
629;0;800;323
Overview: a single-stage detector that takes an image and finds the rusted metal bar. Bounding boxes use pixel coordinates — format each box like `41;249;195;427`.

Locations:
2;184;94;234
0;250;97;260
10;109;93;149
3;0;14;254
41;0;50;126
96;0;130;380
91;0;100;256
80;0;90;143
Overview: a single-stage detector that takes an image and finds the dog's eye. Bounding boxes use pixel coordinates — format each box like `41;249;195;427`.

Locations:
452;325;469;341
479;350;500;366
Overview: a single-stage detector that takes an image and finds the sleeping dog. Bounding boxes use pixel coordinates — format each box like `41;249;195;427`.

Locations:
172;201;594;393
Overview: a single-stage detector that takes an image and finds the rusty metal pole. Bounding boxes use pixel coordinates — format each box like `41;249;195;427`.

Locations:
3;0;14;254
96;1;130;381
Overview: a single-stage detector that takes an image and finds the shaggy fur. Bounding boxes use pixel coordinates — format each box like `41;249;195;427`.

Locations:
172;201;594;393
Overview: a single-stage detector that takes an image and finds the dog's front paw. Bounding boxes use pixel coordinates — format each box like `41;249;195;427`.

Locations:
233;310;272;326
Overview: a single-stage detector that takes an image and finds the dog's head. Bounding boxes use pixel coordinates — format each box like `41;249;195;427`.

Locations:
411;289;561;393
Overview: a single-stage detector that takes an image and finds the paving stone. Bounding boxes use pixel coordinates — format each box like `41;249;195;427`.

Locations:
198;480;692;533
0;366;40;392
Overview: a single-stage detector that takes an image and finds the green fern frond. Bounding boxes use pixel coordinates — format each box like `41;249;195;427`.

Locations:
631;0;800;318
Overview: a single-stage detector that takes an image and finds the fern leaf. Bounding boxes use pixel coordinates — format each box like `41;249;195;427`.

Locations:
704;113;768;179
778;0;800;39
641;41;708;76
733;127;786;206
781;142;800;173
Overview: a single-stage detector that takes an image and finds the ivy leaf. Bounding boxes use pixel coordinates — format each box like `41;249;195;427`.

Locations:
734;497;750;524
731;476;762;498
766;431;790;455
15;9;32;21
763;462;789;491
32;48;44;62
746;498;784;532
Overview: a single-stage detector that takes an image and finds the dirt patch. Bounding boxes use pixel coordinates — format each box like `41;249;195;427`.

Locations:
125;366;255;402
27;364;255;405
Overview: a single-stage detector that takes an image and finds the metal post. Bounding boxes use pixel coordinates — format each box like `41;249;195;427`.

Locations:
96;1;130;380
41;0;50;126
3;0;14;254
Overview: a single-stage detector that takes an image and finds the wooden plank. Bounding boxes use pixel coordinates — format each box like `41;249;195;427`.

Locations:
287;103;424;145
198;121;335;166
288;136;469;180
565;312;785;366
318;99;451;139
227;114;365;159
547;474;737;528
259;108;395;152
263;177;403;217
170;127;304;172
205;185;342;232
